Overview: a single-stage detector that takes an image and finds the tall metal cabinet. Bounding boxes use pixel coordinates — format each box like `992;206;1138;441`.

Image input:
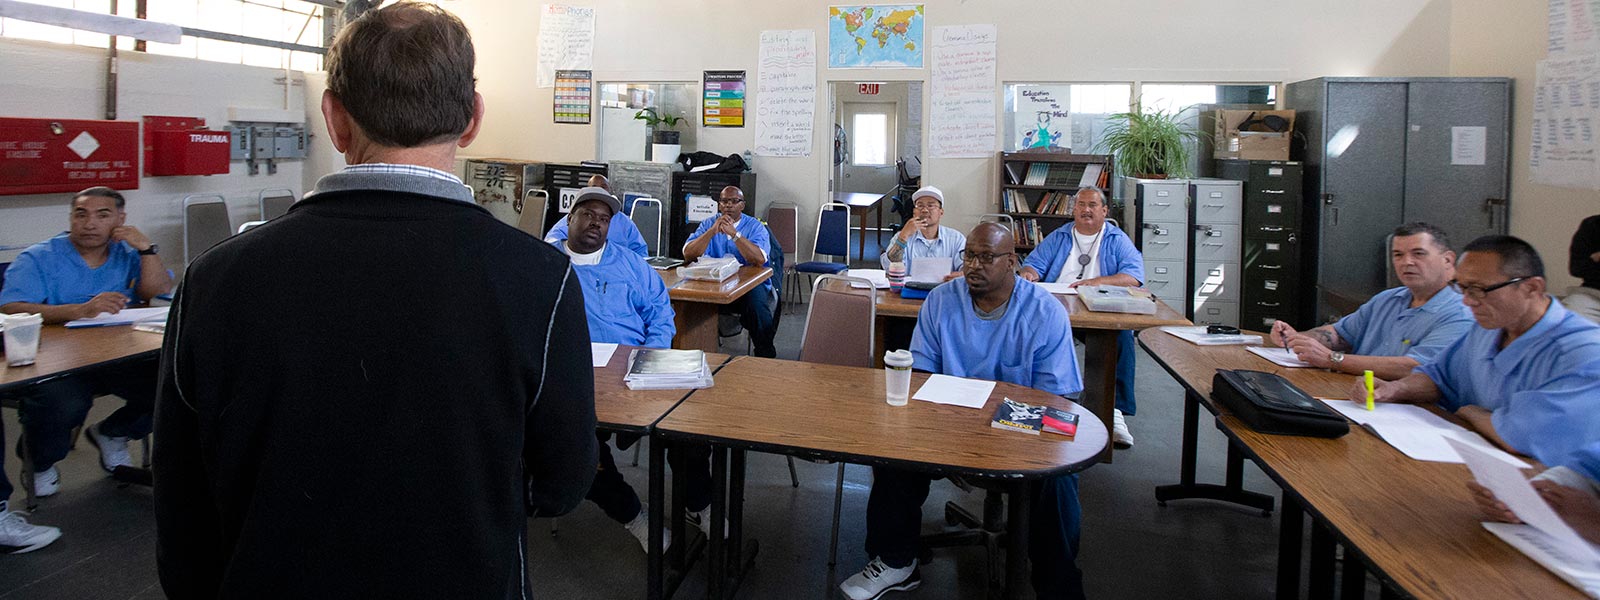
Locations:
1218;160;1307;330
1190;179;1243;327
1285;77;1511;323
1133;179;1191;315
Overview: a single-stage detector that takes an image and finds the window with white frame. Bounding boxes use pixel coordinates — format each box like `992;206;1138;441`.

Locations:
0;0;327;71
851;111;892;167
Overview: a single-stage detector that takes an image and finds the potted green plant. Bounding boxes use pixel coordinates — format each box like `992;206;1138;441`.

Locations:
635;107;685;164
1095;102;1198;179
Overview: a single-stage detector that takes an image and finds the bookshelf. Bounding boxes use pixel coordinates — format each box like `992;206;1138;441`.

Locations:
996;150;1114;250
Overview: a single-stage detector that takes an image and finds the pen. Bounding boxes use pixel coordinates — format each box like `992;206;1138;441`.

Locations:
1364;370;1375;411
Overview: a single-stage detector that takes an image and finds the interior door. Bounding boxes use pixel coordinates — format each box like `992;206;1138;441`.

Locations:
1318;81;1408;319
840;101;898;194
1402;81;1511;244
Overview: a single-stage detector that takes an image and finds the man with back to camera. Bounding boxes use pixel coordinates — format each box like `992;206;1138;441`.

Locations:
545;174;651;257
842;222;1089;600
1019;186;1143;448
1353;235;1600;467
152;4;598;597
682;185;778;357
1272;222;1474;380
0;185;173;552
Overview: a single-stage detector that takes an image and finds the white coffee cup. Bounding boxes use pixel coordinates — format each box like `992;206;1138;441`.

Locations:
3;313;44;367
884;349;914;406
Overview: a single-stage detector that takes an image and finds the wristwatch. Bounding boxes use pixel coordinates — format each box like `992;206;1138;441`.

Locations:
1329;351;1345;368
137;244;159;256
729;230;741;241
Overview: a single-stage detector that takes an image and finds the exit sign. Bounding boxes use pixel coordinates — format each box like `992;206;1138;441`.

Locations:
858;83;880;95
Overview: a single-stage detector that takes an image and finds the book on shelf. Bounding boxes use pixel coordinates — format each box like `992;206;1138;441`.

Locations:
1043;163;1088;187
1024;163;1050;186
1080;164;1103;188
1004;162;1023;185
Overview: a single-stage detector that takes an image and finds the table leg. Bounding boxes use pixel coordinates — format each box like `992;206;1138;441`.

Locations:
1079;329;1119;463
1339;549;1366;600
1277;494;1304;600
727;449;758;587
1003;480;1033;599
1309;520;1335;600
1154;392;1275;513
858;208;867;262
648;437;666;600
672;300;719;351
709;446;727;600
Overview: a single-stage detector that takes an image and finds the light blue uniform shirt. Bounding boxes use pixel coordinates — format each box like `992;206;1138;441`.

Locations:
1564;441;1600;484
879;225;966;273
911;276;1083;397
0;233;142;306
1333;285;1474;362
688;213;772;293
564;244;676;349
1417;298;1600;466
1022;221;1144;285
546;213;650;257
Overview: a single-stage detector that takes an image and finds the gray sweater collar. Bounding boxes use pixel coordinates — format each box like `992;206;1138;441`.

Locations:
308;170;475;204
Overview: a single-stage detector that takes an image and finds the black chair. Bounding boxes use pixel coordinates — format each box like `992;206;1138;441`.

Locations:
919;478;1012;594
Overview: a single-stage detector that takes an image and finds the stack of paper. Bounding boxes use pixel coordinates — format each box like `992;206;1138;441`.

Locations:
624;348;714;390
846;269;891;289
1450;439;1600;597
1161;326;1263;346
1319;399;1530;468
65;306;170;329
906;260;952;285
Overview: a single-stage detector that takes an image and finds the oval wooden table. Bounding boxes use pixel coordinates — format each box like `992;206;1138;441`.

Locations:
1139;328;1582;600
651;356;1108;600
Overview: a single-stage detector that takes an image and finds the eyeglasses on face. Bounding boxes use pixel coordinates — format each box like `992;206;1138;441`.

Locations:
717;197;744;206
959;250;1015;266
1449;276;1529;299
912;201;942;211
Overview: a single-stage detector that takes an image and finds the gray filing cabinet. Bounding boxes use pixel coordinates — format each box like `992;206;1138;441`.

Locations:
1190;179;1243;327
1133;179;1191;315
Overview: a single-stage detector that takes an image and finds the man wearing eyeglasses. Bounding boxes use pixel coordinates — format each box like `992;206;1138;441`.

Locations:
683;185;777;357
1354;235;1600;467
880;185;964;273
1019;186;1144;448
843;222;1088;600
1271;222;1474;380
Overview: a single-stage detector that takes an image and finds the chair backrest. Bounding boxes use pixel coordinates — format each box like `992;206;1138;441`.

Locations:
762;221;785;298
183;194;233;265
258;188;296;220
630;197;665;257
978;213;1016;237
799;274;877;368
517;189;550;238
766;202;800;256
813;202;852;261
237;220;267;234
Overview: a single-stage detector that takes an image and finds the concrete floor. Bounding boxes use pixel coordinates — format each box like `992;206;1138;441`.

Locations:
0;237;1294;599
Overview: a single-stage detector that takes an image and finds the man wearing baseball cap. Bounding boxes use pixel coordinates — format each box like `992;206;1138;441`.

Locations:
545;174;650;257
880;185;965;274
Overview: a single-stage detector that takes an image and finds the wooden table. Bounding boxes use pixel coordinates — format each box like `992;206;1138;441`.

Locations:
657;266;773;351
652;356;1107;599
837;277;1189;461
833;191;889;261
1;325;162;392
1138;329;1583;600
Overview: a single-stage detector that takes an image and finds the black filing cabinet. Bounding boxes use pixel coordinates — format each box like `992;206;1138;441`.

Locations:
1218;159;1308;331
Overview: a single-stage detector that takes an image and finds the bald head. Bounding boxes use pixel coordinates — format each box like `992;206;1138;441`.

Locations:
970;222;1015;254
587;174;611;191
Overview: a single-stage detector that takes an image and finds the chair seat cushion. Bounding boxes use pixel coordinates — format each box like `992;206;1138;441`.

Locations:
794;262;849;274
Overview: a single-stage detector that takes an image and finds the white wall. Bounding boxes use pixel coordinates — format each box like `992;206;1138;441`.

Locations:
451;0;1457;256
0;37;309;270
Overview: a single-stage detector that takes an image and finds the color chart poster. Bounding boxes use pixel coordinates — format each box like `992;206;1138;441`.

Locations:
703;70;746;127
553;69;592;124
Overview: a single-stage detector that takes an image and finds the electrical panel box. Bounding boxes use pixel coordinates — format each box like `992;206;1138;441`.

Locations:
228;125;253;160
143;116;230;176
273;126;305;159
252;126;276;160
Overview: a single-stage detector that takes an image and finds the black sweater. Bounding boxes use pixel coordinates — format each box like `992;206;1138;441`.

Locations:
154;180;597;599
1572;215;1600;289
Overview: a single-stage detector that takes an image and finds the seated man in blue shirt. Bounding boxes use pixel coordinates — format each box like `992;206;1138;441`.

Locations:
842;222;1087;600
558;187;686;551
1272;222;1473;380
544;174;651;257
1358;235;1600;467
0;186;174;502
1019;186;1143;448
682;185;777;357
879;185;965;273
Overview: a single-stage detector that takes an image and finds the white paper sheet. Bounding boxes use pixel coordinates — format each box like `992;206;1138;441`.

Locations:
535;4;595;88
754;30;817;157
912;374;996;409
1034;281;1079;295
64;306;169;329
928;24;998;158
1451;126;1488;166
1160;326;1262;346
1319;399;1531;468
846;269;891;289
1245;346;1312;368
591;342;618;368
1450;438;1600;567
1531;55;1600;190
907;260;952;285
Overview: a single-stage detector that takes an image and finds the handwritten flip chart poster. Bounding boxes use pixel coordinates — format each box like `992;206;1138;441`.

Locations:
1549;0;1600;55
537;5;595;88
1531;54;1600;189
755;30;818;157
928;24;997;158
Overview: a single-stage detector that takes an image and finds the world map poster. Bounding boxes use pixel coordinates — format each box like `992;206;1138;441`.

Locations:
828;5;925;68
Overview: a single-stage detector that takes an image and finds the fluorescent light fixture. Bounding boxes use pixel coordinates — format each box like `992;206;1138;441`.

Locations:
0;0;181;44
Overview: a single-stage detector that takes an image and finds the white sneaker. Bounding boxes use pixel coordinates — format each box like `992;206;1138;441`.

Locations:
623;507;670;553
839;557;920;600
86;422;134;472
0;506;61;554
685;507;729;539
32;466;60;498
1113;409;1134;449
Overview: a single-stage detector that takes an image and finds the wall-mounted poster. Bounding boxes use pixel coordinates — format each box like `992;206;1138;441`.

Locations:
1011;84;1071;151
703;71;746;127
828;5;925;68
554;69;592;124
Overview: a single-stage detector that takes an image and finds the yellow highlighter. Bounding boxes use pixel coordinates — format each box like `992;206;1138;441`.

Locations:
1364;370;1376;411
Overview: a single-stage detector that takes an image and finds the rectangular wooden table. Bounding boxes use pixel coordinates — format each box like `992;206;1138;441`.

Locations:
840;278;1190;461
1;324;163;393
833;191;889;261
1138;329;1582;600
657;266;773;352
651;356;1108;599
